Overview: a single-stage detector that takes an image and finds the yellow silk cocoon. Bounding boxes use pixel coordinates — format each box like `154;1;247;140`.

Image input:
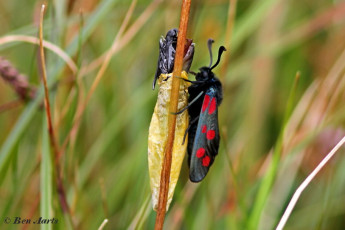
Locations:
148;71;189;211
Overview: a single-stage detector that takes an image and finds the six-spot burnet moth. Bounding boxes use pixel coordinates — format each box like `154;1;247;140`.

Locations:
148;28;194;211
179;39;226;182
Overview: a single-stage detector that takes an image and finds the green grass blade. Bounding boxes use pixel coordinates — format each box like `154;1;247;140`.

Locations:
0;92;42;179
231;0;279;52
74;81;153;192
66;0;120;55
40;121;53;230
0;0;120;183
247;72;300;229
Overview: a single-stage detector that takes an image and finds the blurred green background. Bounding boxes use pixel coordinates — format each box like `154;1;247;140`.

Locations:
1;0;345;229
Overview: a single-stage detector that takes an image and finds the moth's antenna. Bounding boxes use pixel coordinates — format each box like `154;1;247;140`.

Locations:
211;46;226;70
208;39;214;68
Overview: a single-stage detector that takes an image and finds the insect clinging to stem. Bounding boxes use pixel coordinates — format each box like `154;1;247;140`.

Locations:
179;39;226;182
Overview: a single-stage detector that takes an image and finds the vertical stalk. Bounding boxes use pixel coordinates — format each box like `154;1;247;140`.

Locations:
154;0;191;229
39;4;75;229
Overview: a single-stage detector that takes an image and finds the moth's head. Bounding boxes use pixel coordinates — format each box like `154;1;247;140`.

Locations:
196;67;214;81
194;40;226;81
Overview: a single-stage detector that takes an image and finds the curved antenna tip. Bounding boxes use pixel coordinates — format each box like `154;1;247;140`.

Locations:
210;45;227;70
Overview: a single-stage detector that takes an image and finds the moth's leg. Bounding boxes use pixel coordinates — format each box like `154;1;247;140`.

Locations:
173;91;204;115
182;115;199;145
175;77;205;85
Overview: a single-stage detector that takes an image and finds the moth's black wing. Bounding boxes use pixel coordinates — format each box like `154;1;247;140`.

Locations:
189;87;220;182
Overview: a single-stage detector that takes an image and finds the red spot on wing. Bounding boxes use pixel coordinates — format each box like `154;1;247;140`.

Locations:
208;97;216;114
202;95;210;113
206;130;216;140
202;156;211;167
196;148;205;158
201;125;207;133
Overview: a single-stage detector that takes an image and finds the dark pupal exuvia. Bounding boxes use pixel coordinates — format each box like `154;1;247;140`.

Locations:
153;28;194;89
182;39;226;182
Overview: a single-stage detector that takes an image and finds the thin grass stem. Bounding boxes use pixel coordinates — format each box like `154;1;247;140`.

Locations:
0;35;78;74
276;135;345;230
154;0;191;229
39;4;75;229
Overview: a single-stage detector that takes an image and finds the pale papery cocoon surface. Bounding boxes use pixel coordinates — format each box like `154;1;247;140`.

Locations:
148;71;189;211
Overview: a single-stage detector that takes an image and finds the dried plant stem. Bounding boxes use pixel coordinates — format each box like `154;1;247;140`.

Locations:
39;5;74;229
61;0;137;151
97;219;109;230
276;135;345;230
39;5;60;168
85;0;137;105
154;0;191;229
269;1;345;55
79;0;161;77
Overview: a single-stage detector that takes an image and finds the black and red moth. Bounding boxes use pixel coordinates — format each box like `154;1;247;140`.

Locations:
182;39;226;182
